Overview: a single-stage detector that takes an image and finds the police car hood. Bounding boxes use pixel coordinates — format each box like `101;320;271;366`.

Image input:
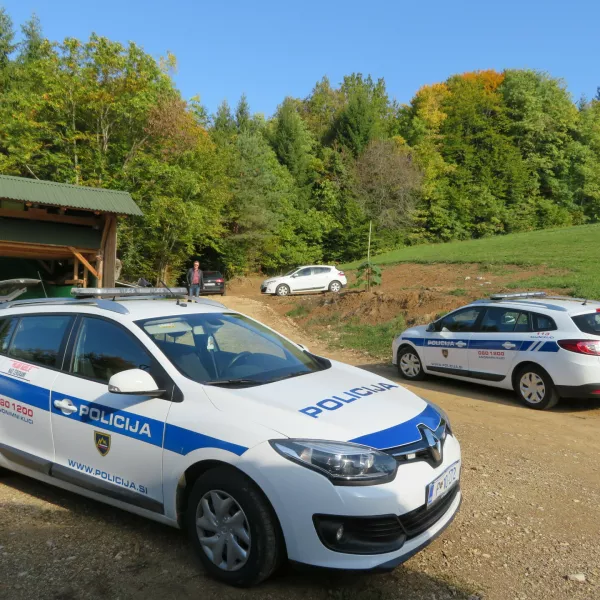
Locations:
204;361;440;449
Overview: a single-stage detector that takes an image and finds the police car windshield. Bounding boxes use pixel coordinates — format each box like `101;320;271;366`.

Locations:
136;313;328;387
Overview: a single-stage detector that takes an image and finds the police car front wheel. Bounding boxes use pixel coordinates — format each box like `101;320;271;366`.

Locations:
186;466;284;587
515;365;559;410
397;346;425;380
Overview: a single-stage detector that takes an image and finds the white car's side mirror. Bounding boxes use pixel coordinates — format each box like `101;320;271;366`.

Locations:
297;343;309;352
108;368;164;398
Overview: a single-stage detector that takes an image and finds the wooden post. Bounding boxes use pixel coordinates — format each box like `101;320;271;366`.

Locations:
83;266;88;288
103;216;117;287
73;255;79;285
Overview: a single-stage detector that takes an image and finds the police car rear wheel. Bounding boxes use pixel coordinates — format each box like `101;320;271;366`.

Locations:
515;365;559;410
398;347;425;380
276;284;290;297
186;466;283;586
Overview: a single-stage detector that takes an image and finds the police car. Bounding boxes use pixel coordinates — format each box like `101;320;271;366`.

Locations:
392;292;600;410
0;287;461;586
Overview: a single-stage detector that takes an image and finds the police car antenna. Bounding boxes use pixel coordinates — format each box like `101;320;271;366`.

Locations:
160;279;186;306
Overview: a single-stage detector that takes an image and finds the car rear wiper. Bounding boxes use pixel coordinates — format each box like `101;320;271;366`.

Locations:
204;379;262;387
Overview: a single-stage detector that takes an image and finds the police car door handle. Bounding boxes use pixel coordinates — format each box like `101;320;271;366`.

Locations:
54;399;77;414
502;342;517;350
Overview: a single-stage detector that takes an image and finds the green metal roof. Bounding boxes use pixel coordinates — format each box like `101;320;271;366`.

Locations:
0;174;142;216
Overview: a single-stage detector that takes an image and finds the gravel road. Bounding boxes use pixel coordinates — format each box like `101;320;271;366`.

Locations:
1;294;599;600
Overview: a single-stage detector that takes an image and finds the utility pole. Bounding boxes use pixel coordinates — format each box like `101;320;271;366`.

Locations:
367;220;372;292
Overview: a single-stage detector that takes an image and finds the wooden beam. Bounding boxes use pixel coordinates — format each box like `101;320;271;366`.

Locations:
0;240;97;254
100;216;111;251
103;216;117;287
83;266;89;288
0;208;102;227
68;247;99;279
73;254;79;284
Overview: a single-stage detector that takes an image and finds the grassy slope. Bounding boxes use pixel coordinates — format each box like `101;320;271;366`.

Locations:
342;224;600;298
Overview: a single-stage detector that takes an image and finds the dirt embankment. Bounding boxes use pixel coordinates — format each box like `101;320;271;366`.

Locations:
255;262;570;330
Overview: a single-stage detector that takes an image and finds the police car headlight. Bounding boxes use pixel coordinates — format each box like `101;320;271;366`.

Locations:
269;439;398;485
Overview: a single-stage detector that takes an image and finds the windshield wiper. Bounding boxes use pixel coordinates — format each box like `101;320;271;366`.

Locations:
264;371;311;384
204;378;262;387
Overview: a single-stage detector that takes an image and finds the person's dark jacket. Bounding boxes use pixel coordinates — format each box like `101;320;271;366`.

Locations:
186;267;203;288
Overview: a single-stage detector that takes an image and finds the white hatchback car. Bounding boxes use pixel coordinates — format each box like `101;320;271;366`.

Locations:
261;265;347;296
0;287;461;586
393;292;600;410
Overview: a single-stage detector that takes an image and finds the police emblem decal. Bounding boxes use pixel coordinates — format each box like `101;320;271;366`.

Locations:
442;349;449;358
94;431;111;456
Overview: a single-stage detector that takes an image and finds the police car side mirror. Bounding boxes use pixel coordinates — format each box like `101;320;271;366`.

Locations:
426;322;436;332
297;343;309;352
108;369;165;398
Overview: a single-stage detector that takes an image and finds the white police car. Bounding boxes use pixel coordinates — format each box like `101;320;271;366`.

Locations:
260;265;347;296
0;287;461;586
393;292;600;410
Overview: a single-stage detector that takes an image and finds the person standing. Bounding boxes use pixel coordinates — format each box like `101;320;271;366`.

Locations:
186;260;203;298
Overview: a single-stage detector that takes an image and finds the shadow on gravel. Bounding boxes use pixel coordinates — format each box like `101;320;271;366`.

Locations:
357;362;600;415
0;473;475;600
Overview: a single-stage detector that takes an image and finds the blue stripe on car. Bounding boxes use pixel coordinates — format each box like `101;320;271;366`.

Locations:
401;338;560;352
349;404;441;449
0;373;248;456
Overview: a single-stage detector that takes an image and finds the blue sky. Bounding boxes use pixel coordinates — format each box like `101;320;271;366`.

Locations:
2;0;597;116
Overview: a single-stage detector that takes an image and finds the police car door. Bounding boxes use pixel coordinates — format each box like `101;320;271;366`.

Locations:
0;314;74;472
422;307;483;377
49;315;171;515
468;306;530;382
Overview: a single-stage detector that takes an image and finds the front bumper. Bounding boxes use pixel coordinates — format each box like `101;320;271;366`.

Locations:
238;434;462;570
556;383;600;399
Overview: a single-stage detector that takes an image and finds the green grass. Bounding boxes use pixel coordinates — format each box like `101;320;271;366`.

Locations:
285;304;312;318
449;288;468;296
341;223;600;298
308;314;405;360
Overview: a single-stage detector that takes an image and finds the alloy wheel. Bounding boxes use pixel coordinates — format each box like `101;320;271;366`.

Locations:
196;490;251;572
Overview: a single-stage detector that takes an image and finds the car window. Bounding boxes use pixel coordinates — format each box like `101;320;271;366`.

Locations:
137;313;328;386
313;267;330;275
571;312;600;335
0;317;17;354
8;315;73;368
439;308;482;333
295;268;312;277
533;313;557;332
480;308;529;333
72;317;154;384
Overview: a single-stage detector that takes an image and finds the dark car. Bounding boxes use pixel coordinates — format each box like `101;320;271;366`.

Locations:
202;271;226;296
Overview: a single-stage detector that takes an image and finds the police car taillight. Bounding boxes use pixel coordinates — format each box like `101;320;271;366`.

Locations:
557;340;600;356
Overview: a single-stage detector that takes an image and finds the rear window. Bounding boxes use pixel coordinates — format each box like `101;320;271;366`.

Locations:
8;315;73;368
532;313;557;332
204;271;222;277
572;312;600;336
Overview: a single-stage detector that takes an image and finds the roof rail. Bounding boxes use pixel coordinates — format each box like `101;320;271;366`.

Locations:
489;292;547;301
0;297;129;315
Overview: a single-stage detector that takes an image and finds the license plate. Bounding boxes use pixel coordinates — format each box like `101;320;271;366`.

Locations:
427;460;460;507
204;282;215;286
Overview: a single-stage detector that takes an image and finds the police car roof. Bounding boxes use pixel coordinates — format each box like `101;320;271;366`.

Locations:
470;296;600;315
0;297;231;321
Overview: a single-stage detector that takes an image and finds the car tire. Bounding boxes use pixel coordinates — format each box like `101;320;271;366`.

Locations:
186;466;284;587
328;280;342;293
397;346;425;380
514;365;560;410
275;284;290;297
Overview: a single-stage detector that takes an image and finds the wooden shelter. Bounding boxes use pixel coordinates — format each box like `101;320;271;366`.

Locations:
0;175;141;291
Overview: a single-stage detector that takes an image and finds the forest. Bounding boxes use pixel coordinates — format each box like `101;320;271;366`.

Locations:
1;9;600;283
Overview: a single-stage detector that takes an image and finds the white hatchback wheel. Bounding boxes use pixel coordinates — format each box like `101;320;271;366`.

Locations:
519;372;546;404
329;281;342;293
399;350;422;379
196;490;251;572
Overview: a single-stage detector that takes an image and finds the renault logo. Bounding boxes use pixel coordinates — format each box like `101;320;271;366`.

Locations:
422;427;442;463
